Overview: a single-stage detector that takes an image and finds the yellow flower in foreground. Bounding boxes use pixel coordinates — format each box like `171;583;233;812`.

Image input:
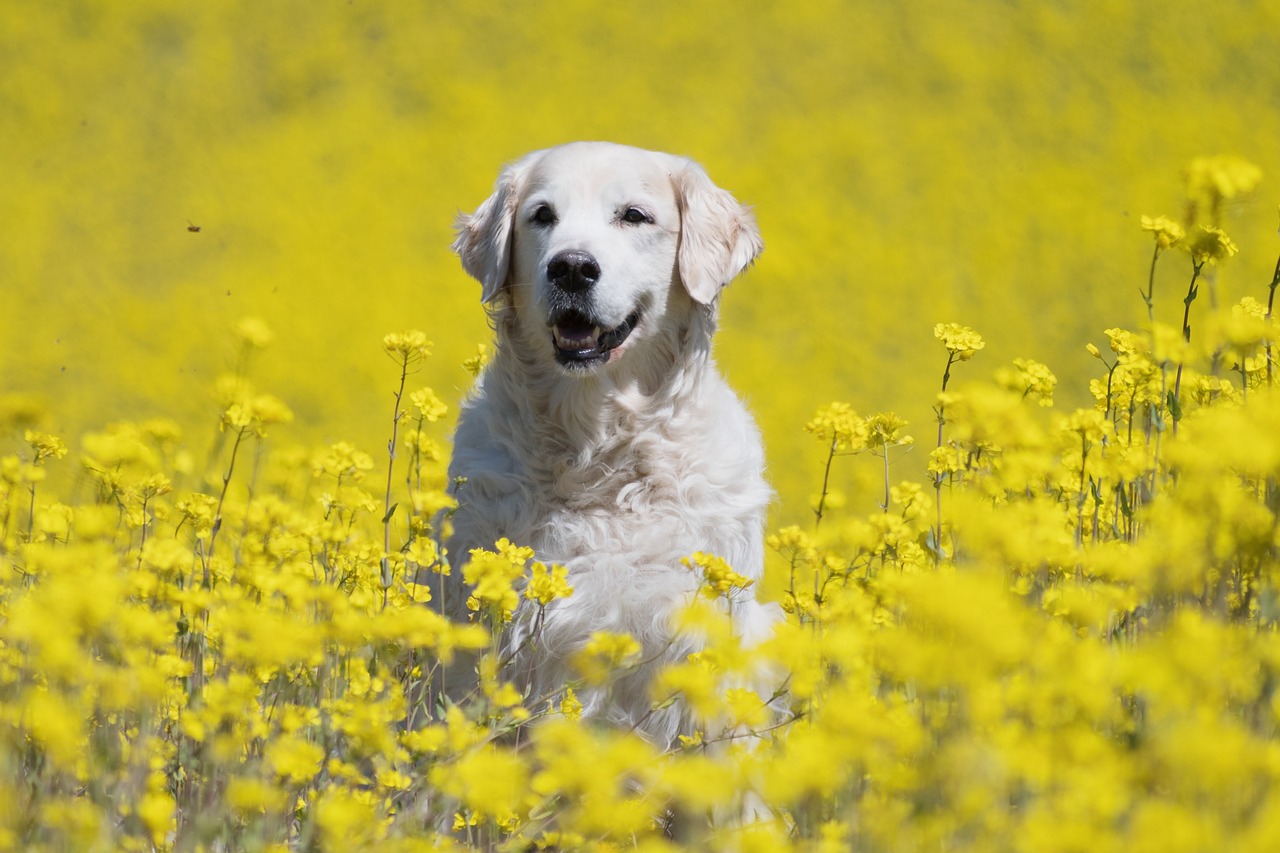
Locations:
558;688;584;720
1185;226;1238;265
462;343;491;378
409;387;448;422
464;538;533;620
430;746;529;825
25;430;67;463
573;631;642;685
864;411;913;448
383;329;433;362
525;561;574;605
682;551;754;599
805;402;868;451
1140;214;1185;250
934;322;985;361
264;735;324;784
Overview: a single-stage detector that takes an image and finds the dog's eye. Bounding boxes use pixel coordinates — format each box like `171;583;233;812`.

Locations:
531;204;557;226
620;207;652;225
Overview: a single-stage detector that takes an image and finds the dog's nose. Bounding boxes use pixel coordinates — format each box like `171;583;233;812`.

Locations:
546;250;601;293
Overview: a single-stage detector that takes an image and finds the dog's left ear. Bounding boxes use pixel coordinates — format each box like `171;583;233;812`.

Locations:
673;160;764;305
452;156;532;303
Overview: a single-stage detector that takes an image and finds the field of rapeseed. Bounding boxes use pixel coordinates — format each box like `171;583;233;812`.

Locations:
6;2;1280;851
3;158;1280;849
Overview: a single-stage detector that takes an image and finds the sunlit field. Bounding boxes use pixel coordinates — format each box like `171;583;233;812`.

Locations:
4;2;1280;850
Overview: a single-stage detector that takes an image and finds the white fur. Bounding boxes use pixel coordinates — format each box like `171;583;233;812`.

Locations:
444;142;779;746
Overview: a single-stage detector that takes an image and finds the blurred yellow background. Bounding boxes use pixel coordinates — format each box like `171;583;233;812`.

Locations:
4;0;1278;520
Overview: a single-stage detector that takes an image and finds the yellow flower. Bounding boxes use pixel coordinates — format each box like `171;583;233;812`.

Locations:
573;631;642;685
682;551;754;599
429;746;529;825
1184;225;1239;265
1140;214;1185;250
406;537;440;575
558;687;584;720
219;393;293;437
864;411;913;448
383;330;433;362
409;387;448;422
135;789;175;846
233;315;274;349
724;687;770;729
462;343;491;377
25;430;68;463
1056;408;1107;444
525;561;574;606
995;358;1057;406
312;441;375;480
934;322;986;361
805;402;868;451
1185;155;1262;205
464;538;532;621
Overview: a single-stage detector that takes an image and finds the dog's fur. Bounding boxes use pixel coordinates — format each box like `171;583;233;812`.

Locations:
443;142;780;745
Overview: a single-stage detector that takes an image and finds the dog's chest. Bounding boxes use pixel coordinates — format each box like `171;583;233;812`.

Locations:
528;433;725;563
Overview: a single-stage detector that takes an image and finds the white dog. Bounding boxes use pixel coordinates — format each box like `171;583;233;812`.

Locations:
442;141;780;746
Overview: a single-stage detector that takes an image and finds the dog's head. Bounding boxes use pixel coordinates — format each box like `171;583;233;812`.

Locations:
453;142;762;374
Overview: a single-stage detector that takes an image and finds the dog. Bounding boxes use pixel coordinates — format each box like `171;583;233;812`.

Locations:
441;141;780;746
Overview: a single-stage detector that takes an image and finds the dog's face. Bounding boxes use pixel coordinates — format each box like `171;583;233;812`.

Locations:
453;142;762;375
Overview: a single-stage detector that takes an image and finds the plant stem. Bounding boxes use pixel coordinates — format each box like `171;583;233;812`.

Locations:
814;438;837;528
1142;243;1160;327
1172;259;1206;430
382;356;411;606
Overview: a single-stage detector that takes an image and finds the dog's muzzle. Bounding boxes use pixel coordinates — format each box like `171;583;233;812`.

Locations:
544;249;640;368
550;308;641;369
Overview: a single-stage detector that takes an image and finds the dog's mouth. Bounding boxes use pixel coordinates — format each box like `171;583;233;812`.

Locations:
550;309;642;368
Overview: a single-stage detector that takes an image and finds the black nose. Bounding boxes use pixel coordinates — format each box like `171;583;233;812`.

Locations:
546;250;601;293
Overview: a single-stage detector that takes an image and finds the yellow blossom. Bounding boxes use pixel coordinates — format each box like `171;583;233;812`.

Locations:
525;561;574;606
409;387;448;422
934;322;986;361
1140;214;1185;249
558;688;584;720
383;329;434;362
573;631;642;685
233;315;274;349
462;344;491;377
995;358;1057;406
805;402;868;451
1184;225;1239;265
682;551;754;599
25;430;67;462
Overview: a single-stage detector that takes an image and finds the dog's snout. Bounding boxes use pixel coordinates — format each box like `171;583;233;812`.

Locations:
546;250;601;293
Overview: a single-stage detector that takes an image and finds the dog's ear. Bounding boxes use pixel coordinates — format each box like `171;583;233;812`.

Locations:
673;160;763;305
452;158;530;303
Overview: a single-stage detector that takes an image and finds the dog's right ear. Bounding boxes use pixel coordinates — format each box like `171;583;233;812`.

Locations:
452;158;530;303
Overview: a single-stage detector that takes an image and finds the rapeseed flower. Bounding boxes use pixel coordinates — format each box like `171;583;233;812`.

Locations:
1141;214;1185;249
463;538;532;620
682;551;754;599
804;401;868;452
1184;225;1239;265
934;322;986;361
573;631;642;685
525;560;573;605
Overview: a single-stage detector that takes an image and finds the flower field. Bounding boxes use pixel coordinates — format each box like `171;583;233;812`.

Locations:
7;2;1280;851
3;155;1280;849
